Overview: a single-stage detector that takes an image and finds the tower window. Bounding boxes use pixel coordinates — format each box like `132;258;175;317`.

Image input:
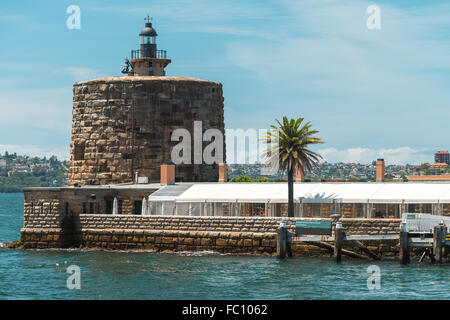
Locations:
74;143;85;161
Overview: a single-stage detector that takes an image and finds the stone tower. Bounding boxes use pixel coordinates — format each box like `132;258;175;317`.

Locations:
68;18;225;186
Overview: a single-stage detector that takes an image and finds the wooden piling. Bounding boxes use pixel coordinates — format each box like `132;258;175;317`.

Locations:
353;240;380;260
433;225;444;264
399;229;410;265
286;229;293;258
418;250;427;263
277;225;287;259
334;227;343;263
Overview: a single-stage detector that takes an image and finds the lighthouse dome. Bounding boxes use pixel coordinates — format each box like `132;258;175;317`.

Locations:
139;22;158;37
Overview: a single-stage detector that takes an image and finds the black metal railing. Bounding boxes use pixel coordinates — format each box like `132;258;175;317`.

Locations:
131;49;167;59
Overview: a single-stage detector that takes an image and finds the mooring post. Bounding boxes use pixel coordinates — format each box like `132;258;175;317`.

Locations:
399;222;410;265
334;221;343;263
433;223;445;264
277;221;287;259
286;226;293;258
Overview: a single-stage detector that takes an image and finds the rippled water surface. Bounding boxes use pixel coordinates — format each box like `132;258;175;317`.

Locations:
0;193;449;300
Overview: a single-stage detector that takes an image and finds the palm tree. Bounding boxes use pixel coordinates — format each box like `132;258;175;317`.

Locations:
263;117;324;217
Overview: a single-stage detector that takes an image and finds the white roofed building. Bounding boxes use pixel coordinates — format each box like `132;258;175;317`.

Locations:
147;182;450;219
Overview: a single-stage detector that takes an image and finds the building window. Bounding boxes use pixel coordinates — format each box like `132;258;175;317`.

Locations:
105;200;112;214
252;203;265;216
82;202;87;214
118;200;123;214
134;200;143;215
73;143;85;161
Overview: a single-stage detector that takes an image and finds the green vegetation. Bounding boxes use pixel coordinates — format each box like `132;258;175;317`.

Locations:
264;117;324;217
229;175;271;182
0;152;69;193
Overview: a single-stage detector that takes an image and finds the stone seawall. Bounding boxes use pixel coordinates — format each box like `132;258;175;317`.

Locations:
14;210;402;258
341;218;400;235
75;215;284;233
74;229;277;255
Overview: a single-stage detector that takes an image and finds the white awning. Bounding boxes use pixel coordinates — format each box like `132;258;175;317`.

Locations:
435;187;450;204
175;183;292;203
368;183;450;204
149;182;450;205
148;184;193;202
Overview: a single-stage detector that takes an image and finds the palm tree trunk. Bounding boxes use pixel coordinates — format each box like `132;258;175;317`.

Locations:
288;163;294;217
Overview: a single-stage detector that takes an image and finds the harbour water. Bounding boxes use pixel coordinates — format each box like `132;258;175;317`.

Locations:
0;193;449;300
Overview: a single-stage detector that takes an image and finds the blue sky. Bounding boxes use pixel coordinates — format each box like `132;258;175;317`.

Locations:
0;0;449;164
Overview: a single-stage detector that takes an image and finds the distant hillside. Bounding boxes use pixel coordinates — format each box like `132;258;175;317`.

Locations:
0;152;69;193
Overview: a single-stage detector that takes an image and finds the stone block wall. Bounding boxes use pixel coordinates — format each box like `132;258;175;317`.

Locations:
69;76;225;186
23;200;62;229
15;189;403;257
20;194;73;248
75;215;283;233
341;218;400;235
74;229;277;255
75;215;400;236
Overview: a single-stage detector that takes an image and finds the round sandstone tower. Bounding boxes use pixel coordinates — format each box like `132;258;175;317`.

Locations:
69;76;225;186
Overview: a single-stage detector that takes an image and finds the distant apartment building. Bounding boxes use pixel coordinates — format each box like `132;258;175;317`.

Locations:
12;166;30;173
31;163;51;171
435;150;450;164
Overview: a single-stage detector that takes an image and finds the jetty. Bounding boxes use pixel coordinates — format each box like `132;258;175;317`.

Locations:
276;213;449;264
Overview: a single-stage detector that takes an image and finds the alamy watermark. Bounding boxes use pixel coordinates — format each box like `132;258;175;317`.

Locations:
170;121;279;175
366;265;381;290
66;264;81;289
366;5;381;30
66;5;81;30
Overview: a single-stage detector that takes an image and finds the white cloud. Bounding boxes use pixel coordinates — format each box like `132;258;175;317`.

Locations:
0;144;69;160
318;146;431;165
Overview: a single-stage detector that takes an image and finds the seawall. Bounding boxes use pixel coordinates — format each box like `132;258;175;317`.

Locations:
11;200;402;258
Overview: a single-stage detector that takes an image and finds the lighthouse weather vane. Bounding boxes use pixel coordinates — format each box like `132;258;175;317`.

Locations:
145;15;152;23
